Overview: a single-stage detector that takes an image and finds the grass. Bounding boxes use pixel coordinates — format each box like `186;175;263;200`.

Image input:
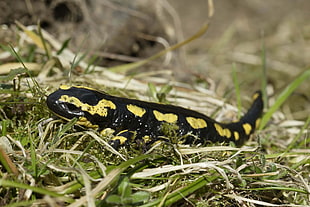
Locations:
0;20;309;207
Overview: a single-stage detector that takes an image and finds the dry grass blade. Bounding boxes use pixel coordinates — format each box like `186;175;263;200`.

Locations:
108;22;210;73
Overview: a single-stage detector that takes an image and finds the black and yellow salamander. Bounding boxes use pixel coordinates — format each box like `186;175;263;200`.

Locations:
46;85;263;149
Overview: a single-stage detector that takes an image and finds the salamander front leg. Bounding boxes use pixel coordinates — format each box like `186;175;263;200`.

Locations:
108;130;136;149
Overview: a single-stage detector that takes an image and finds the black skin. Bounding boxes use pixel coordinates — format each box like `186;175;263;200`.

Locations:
47;86;263;149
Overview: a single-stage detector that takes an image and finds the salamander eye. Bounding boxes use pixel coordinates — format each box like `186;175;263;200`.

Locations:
80;94;99;105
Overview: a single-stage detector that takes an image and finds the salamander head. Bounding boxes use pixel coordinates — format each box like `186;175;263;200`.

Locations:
46;85;102;120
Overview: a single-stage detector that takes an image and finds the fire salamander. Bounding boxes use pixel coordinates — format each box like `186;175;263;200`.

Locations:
46;85;263;149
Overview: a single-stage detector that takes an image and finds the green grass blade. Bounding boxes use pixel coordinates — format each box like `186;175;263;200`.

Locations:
29;129;38;179
259;69;310;130
56;118;78;138
68;154;152;206
291;153;310;170
0;179;72;202
57;38;71;55
37;23;52;59
98;154;151;192
141;175;218;207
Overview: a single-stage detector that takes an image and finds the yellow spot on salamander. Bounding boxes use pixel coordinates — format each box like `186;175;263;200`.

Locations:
91;99;116;116
59;95;116;117
252;92;260;100
117;129;129;134
186;117;207;129
214;123;223;136
224;128;231;138
153;110;178;123
255;118;261;129
142;135;151;143
127;104;146;117
234;131;239;141
242;123;252;135
59;85;71;90
214;123;232;138
74;85;98;91
111;136;127;145
77;117;99;128
60;85;99;91
100;128;115;136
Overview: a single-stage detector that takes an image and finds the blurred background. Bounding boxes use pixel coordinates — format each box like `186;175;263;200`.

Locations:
1;0;309;120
